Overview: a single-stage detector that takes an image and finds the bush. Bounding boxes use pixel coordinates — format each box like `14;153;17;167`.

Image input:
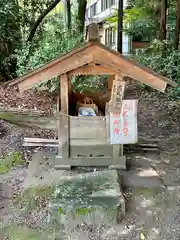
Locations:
132;39;180;99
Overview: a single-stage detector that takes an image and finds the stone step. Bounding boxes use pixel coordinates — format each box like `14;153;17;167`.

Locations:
120;167;166;189
47;170;125;229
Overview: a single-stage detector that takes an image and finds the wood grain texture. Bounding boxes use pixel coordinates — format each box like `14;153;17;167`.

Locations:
55;156;126;167
16;46;94;92
68;64;115;77
93;45;168;92
59;74;69;158
9;41;176;92
109;74;126;167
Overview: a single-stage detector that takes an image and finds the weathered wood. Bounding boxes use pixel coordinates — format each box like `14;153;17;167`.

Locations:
60;74;69;114
70;144;112;157
109;75;125;111
58;116;107;140
9;38;177;92
59;74;69;159
56;95;60;139
13;45;94;92
68;64;115;77
70;139;107;146
23;143;58;147
93;45;168;92
107;75;115;100
109;75;126;168
55;156;126;168
87;22;100;41
69;116;106;140
0;107;46;116
24;138;58;143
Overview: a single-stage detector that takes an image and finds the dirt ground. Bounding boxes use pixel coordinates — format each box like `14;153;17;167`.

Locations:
0;84;180;239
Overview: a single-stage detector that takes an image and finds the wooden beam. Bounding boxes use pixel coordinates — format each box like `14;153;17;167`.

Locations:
109;74;126;167
68;64;115;77
60;74;69;114
107;75;115;101
55;156;126;168
93;45;168;92
16;46;94;92
59;74;69;158
87;22;100;41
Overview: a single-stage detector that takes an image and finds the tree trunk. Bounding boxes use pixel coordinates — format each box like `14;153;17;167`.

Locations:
27;0;62;42
159;0;168;41
77;0;87;35
67;0;71;29
175;0;180;50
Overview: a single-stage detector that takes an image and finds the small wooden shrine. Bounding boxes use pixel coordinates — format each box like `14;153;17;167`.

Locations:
9;23;177;169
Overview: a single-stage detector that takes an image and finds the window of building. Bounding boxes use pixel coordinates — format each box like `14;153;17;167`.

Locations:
90;2;97;17
105;27;116;46
85;8;89;21
101;0;115;11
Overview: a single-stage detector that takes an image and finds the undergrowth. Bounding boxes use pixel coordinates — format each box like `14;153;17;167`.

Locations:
0;151;24;174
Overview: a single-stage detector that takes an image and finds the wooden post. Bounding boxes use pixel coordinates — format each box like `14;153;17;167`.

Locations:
58;73;69;159
107;75;115;101
86;22;100;42
109;74;126;168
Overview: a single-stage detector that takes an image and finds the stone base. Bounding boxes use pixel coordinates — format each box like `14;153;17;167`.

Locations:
48;170;125;229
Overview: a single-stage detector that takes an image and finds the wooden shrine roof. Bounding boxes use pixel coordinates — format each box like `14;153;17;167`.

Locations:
9;40;177;93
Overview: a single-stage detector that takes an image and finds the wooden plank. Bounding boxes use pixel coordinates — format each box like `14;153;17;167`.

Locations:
0;107;45;116
109;75;125;111
70;139;107;146
107;75;115;100
109;74;126;167
16;46;94;92
24;138;58;143
69;116;105;123
55;156;126;167
23;143;58;147
68;65;115;77
70;144;112;157
59;74;69;158
93;45;168;92
60;116;107;140
61;74;69;114
70;128;106;139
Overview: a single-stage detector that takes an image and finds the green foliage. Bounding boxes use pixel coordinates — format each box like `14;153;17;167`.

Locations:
0;152;24;174
132;39;180;98
106;1;157;41
72;75;108;93
15;13;83;92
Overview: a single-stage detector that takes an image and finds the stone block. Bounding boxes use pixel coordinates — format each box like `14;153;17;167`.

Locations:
48;170;125;229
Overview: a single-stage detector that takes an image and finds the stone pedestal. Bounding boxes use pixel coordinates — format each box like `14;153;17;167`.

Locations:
48;170;125;229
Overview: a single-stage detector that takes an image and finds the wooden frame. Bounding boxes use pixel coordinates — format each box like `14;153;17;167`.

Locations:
8;23;178;169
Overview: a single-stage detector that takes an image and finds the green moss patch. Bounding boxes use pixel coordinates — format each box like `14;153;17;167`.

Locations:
0;152;24;174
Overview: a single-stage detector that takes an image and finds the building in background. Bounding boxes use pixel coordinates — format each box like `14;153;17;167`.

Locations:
85;0;131;55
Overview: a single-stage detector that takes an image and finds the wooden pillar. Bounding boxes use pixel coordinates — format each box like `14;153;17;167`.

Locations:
107;75;115;101
58;73;69;159
109;74;126;168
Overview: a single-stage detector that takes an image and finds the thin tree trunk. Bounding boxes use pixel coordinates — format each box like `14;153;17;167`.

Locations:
27;0;62;42
159;0;168;41
67;0;71;29
175;0;180;50
77;0;87;35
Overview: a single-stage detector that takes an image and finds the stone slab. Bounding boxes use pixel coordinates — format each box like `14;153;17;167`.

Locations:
48;170;125;229
120;167;166;189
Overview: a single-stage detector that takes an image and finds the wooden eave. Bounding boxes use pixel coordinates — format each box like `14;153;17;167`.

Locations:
9;41;177;93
